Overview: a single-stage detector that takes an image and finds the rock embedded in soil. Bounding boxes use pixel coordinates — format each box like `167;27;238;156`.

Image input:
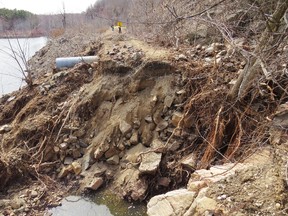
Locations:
129;131;139;145
156;120;169;132
141;125;153;146
72;149;82;159
164;95;174;108
124;143;148;163
59;142;68;150
176;89;186;95
181;153;197;170
187;180;208;192
71;161;82;175
151;139;165;149
139;152;162;174
58;165;73;178
80;163;108;191
0;124;12;133
171;111;183;127
132;120;141;129
82;150;94;170
131;51;142;62
106;155;120;165
145;115;153;123
30;190;38;198
152;109;163;125
176;54;188;61
65;135;78;143
64;157;73;165
119;120;132;135
0;199;10;208
86;177;104;191
104;146;120;158
94;148;104;160
78;140;88;148
205;46;215;55
167;140;182;151
81;162;108;177
10;198;25;210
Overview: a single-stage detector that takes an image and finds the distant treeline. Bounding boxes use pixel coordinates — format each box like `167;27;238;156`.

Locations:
0;8;33;20
0;8;35;29
0;8;40;36
0;1;156;38
0;8;89;37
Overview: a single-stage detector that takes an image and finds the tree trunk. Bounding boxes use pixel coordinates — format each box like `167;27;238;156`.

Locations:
228;0;288;100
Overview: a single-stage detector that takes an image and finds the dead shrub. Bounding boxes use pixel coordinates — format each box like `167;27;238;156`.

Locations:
49;28;65;38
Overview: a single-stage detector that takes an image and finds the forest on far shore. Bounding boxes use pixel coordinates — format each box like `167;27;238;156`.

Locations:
0;7;92;37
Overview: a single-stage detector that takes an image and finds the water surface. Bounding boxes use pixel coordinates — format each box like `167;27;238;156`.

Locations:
50;196;113;216
0;37;47;96
50;191;147;216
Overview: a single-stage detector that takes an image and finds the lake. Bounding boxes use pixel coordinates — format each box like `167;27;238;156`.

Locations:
0;37;47;96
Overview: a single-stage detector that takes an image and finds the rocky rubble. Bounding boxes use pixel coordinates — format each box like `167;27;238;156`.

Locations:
0;183;64;216
0;30;182;214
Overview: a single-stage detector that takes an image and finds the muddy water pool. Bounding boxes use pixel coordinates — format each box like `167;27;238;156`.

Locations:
49;191;147;216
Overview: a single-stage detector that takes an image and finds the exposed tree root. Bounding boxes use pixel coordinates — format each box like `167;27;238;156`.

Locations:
224;113;243;161
199;106;227;168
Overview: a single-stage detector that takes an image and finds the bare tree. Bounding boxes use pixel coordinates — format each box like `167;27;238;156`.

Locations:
61;2;67;29
0;37;34;88
228;0;288;100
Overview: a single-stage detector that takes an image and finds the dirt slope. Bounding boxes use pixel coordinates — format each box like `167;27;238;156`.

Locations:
0;30;180;214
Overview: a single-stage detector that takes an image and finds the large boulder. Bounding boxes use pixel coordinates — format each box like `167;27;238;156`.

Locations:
147;189;196;216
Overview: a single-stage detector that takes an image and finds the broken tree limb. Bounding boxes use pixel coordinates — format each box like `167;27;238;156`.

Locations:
228;0;288;101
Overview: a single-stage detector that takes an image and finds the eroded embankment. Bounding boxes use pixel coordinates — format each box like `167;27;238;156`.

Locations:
1;31;288;215
0;32;187;214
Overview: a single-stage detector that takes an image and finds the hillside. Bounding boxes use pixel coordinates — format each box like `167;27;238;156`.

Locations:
1;0;288;215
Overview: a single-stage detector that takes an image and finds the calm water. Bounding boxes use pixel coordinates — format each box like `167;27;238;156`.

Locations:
49;191;147;216
49;196;113;216
0;37;47;96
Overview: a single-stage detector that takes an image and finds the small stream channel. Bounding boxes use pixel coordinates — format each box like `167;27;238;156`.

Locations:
49;190;147;216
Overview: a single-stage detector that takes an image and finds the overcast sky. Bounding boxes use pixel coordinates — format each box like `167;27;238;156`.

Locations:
0;0;98;14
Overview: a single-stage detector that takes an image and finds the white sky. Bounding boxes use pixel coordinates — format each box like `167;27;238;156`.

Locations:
0;0;98;14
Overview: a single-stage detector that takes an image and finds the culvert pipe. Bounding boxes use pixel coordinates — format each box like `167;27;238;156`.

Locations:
56;56;98;69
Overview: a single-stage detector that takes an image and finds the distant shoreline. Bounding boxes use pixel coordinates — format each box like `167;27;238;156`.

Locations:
0;30;46;39
0;35;46;39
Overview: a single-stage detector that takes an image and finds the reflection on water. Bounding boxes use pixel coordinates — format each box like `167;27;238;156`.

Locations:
92;190;147;216
0;37;47;96
50;196;113;216
50;191;147;216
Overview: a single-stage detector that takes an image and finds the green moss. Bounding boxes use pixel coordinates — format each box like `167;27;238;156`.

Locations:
91;190;147;216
